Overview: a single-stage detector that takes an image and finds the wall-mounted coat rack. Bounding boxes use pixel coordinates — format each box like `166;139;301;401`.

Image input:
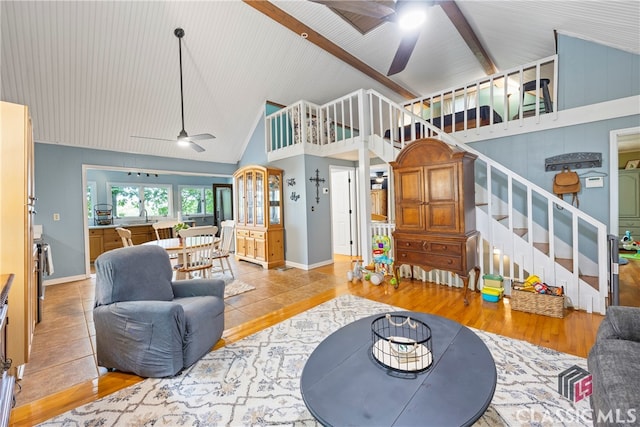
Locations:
545;152;602;171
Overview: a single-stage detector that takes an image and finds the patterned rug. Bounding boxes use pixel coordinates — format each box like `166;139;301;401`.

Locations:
39;295;592;426
206;272;256;298
223;279;255;299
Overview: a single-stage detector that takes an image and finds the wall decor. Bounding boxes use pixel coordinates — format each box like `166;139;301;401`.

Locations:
624;159;639;170
309;169;325;204
286;178;296;186
544;152;602;171
290;192;300;202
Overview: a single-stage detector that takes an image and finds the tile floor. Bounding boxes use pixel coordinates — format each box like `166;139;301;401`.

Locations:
14;257;345;407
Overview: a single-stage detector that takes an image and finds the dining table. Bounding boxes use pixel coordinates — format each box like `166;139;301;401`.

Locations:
142;236;220;279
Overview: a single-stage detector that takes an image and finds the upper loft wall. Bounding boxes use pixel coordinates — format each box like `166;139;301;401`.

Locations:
558;33;640;110
238;104;275;168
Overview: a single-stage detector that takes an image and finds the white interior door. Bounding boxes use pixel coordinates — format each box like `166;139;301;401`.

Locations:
330;167;358;256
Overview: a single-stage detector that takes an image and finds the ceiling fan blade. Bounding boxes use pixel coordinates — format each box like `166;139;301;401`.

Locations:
187;133;216;141
387;31;420;76
310;0;395;19
186;140;206;152
131;135;176;142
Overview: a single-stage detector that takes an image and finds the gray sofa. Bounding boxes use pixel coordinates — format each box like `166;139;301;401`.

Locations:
587;306;640;426
94;245;225;377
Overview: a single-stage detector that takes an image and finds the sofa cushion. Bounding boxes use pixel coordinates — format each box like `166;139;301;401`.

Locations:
600;306;640;342
588;339;640;425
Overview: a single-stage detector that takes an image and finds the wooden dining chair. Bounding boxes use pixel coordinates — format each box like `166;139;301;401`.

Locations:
115;227;134;247
211;220;235;278
176;225;218;279
153;220;180;240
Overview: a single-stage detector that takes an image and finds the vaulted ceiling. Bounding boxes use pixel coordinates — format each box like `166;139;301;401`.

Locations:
1;1;639;164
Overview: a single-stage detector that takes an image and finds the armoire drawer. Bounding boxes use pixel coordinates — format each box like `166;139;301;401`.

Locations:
396;250;462;271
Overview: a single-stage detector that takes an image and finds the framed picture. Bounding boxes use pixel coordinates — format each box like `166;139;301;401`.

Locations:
624;159;640;170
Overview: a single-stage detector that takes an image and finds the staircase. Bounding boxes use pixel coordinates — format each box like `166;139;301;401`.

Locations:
265;57;609;314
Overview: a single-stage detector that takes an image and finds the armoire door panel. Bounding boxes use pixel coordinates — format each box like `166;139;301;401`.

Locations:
426;204;459;232
426;165;458;202
398;206;424;229
396;168;423;202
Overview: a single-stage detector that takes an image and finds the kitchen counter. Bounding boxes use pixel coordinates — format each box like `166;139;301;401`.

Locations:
89;222;159;230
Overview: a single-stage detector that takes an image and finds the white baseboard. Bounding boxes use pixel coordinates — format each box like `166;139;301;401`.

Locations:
44;274;89;286
285;259;334;271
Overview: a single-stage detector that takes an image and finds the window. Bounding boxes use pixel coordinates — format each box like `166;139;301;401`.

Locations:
87;181;97;219
179;185;213;216
108;183;172;219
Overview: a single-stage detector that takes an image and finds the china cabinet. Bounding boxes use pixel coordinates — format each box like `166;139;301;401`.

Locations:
391;138;479;304
0;102;37;373
233;165;284;268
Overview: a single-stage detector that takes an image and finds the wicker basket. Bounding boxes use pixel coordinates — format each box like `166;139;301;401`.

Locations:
510;289;565;318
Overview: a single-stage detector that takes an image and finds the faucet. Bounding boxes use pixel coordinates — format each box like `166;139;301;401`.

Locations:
141;208;149;223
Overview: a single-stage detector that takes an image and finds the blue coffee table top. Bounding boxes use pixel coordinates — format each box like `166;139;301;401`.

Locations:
300;311;497;426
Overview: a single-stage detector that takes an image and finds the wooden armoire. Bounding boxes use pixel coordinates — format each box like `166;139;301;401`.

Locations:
391;138;479;304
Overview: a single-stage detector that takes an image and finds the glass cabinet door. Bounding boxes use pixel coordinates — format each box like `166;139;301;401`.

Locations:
246;171;254;225
255;170;265;226
268;173;281;225
236;174;245;224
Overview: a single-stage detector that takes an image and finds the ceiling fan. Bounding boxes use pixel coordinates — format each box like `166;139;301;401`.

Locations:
310;0;434;76
132;28;214;153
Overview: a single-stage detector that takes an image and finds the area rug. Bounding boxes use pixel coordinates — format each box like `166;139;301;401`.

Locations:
39;295;592;426
223;279;255;299
206;272;256;298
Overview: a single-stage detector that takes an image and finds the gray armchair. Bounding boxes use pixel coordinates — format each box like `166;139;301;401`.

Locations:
94;244;225;377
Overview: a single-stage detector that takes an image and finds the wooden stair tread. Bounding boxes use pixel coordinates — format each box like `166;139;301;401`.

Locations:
513;228;528;237
580;275;599;290
493;214;508;221
555;257;573;272
533;242;549;253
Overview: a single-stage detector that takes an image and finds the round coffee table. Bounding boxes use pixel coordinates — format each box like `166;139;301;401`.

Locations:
300;311;496;426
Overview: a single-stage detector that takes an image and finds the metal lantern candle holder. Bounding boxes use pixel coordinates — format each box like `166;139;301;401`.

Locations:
371;313;433;373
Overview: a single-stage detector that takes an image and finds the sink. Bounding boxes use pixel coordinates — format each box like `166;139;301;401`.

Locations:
120;220;155;226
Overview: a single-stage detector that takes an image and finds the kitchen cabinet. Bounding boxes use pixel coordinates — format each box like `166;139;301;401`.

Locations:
619;169;640;238
88;225;154;261
0;101;36;372
89;230;104;262
233;165;284;268
391;138;479;304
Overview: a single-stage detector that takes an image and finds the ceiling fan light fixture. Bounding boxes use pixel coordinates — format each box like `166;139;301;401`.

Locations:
397;5;427;31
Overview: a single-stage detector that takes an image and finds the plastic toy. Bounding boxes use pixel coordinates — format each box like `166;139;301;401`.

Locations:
372;235;394;275
621;231;640;251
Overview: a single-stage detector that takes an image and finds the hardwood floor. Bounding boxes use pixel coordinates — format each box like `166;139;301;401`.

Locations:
619;255;640;306
10;255;605;426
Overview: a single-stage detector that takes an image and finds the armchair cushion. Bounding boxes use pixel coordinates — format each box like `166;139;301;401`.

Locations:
95;245;174;305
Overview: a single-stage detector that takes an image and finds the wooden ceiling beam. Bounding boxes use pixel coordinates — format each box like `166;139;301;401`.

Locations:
243;0;418;100
438;1;497;76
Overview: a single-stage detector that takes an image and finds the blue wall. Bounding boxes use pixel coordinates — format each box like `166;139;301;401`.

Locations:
558;34;640;110
35;144;236;280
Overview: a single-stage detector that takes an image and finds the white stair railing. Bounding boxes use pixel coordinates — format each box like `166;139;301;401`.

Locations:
265;63;608;314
